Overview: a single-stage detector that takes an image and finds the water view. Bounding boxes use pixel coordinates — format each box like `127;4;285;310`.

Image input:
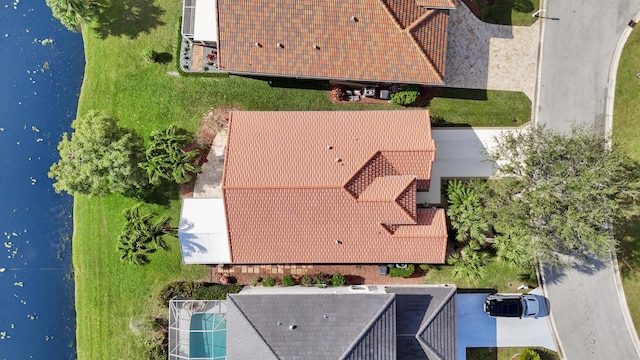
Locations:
0;0;84;358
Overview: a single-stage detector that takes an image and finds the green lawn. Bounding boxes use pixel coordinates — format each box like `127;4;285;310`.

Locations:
476;0;541;26
429;88;531;127
424;259;537;292
73;0;534;357
613;25;640;336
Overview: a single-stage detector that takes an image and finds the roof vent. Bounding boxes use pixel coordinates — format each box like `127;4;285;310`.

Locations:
314;44;320;50
276;42;284;48
289;325;297;330
254;42;261;47
335;240;342;244
327;145;332;150
323;315;329;319
335;158;341;163
277;322;282;326
350;15;358;22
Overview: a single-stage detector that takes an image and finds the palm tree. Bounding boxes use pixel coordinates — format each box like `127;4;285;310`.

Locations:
117;203;176;265
448;241;490;280
46;0;94;31
446;180;489;243
139;125;201;185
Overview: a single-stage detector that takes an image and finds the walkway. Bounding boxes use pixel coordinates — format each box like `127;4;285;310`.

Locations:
417;127;519;205
445;0;540;99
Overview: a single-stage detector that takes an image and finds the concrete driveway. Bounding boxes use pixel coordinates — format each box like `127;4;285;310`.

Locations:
446;0;540;99
457;289;556;360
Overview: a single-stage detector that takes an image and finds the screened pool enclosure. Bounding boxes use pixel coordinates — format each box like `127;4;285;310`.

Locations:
169;299;227;360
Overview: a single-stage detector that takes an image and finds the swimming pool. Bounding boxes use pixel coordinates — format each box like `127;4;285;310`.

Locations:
189;313;227;359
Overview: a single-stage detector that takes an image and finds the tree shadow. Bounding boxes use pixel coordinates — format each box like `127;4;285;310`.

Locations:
92;0;165;39
156;52;173;64
137;180;181;206
476;0;534;26
615;216;640;279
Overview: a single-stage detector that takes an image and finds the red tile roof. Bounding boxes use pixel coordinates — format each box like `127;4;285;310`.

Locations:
216;0;452;85
222;110;448;263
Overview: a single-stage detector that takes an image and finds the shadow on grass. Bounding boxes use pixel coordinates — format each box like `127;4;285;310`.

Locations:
137;180;181;206
92;0;165;39
156;52;173;64
616;216;640;278
476;0;534;25
239;75;329;91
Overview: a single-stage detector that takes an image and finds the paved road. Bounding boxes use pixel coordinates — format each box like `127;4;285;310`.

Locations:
536;3;640;358
536;0;640;133
543;255;639;359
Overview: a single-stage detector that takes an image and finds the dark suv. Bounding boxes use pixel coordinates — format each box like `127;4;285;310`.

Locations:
483;293;539;318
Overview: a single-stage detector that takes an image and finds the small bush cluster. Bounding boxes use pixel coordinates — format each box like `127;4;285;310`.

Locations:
193;284;243;300
518;348;542;360
330;86;344;101
390;85;420;106
332;273;346;287
262;276;276;287
281;274;295;287
157;280;203;306
143;48;158;63
300;274;314;287
389;264;415;278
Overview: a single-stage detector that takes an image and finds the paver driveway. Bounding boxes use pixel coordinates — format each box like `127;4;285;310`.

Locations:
445;0;540;99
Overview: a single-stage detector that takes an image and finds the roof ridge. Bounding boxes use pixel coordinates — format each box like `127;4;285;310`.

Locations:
414;286;457;358
227;296;278;358
406;8;435;32
406;25;443;83
223;185;343;190
393;177;418;222
377;0;404;31
339;293;396;360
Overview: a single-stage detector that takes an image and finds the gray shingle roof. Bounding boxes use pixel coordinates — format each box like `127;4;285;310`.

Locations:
387;286;457;360
226;293;396;360
225;287;456;360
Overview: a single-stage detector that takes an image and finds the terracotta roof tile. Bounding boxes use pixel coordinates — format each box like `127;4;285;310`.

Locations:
216;0;449;84
415;0;456;9
222;110;447;264
409;10;449;79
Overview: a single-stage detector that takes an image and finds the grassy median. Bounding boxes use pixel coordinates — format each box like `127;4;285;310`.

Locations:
613;24;640;335
73;0;532;357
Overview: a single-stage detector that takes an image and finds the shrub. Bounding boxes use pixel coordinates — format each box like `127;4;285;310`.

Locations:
389;264;415;278
143;48;158;63
419;264;430;271
518;348;542;360
157;280;203;307
390;85;420;106
300;274;313;287
251;277;260;287
262;276;276;287
193;284;243;300
332;273;347;287
142;337;166;360
281;274;295;287
313;272;331;286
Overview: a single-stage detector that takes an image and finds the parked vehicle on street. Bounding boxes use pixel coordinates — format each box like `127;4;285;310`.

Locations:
484;293;540;318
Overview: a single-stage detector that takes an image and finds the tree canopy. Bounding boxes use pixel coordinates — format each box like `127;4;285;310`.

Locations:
46;0;94;32
478;126;640;267
48;111;147;196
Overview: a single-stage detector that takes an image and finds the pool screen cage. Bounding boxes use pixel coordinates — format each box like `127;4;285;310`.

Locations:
169;298;228;360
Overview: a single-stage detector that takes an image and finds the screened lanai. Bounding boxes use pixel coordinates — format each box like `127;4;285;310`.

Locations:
169;299;227;360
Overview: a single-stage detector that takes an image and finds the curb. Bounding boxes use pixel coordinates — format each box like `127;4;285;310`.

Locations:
610;251;640;357
531;0;546;126
604;11;640;143
605;9;640;359
536;262;566;359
